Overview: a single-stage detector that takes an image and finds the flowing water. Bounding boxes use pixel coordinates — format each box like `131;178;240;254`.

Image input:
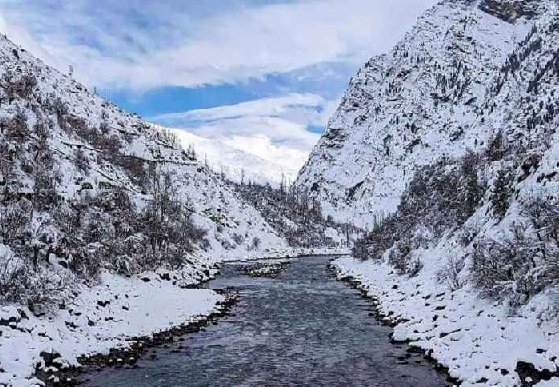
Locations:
83;256;448;386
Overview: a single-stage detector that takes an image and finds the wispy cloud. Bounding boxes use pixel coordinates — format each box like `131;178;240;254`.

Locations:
0;0;437;90
157;93;328;128
153;93;336;181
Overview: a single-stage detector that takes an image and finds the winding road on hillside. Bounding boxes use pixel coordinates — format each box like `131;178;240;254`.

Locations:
82;256;448;386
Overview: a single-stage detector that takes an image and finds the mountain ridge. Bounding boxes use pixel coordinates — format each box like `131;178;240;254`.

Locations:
296;0;558;228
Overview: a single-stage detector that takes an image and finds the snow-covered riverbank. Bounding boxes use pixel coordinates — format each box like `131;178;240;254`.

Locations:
0;247;349;386
0;272;223;387
333;256;559;387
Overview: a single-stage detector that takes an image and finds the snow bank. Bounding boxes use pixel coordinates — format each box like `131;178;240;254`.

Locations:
0;273;223;387
333;255;559;387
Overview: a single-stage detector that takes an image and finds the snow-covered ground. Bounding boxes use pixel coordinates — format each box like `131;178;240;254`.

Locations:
0;247;348;386
0;273;223;387
333;255;559;387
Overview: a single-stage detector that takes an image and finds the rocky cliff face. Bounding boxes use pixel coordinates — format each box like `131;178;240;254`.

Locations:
296;0;559;228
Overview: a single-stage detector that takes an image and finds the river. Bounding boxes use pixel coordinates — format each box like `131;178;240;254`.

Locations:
82;255;447;386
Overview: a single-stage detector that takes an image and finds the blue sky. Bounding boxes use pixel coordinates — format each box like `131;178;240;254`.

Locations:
0;0;437;179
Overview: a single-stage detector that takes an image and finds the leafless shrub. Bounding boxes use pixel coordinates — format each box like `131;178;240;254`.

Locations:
0;247;70;308
0;252;28;303
75;148;89;173
251;236;261;250
523;197;559;242
115;156;146;184
0;198;33;244
158;128;179;148
437;256;467;290
387;238;424;276
490;166;515;220
232;233;244;245
141;168;207;269
3;72;37;102
471;224;550;305
50;98;70;131
388;240;412;274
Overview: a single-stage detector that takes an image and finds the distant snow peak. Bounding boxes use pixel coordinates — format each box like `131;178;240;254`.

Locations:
152;93;332;185
168;128;301;186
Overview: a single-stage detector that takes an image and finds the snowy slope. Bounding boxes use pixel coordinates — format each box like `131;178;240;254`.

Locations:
298;0;559;385
297;0;555;228
0;33;291;385
0;32;287;264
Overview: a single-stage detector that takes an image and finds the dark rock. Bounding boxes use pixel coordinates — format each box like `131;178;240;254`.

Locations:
159;273;171;281
516;361;559;386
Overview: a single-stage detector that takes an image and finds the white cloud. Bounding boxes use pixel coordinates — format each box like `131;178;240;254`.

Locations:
0;0;438;181
0;10;57;67
0;0;437;90
154;93;333;183
171;129;304;186
154;93;326;148
168;94;325;123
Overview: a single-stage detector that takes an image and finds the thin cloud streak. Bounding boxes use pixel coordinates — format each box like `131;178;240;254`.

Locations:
153;93;329;152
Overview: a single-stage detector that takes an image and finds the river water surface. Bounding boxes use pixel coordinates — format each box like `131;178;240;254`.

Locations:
83;256;447;386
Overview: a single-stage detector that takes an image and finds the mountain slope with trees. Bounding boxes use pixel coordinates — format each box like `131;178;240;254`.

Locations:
298;0;559;385
0;32;290;305
0;33;297;385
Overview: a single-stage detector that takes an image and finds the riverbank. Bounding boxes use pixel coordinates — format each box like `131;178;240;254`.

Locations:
332;256;559;387
0;247;348;386
39;290;238;387
0;272;224;387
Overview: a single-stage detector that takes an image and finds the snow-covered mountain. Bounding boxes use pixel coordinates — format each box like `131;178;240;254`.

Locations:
298;0;559;385
0;32;300;385
0;33;288;272
297;0;557;228
168;128;294;186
